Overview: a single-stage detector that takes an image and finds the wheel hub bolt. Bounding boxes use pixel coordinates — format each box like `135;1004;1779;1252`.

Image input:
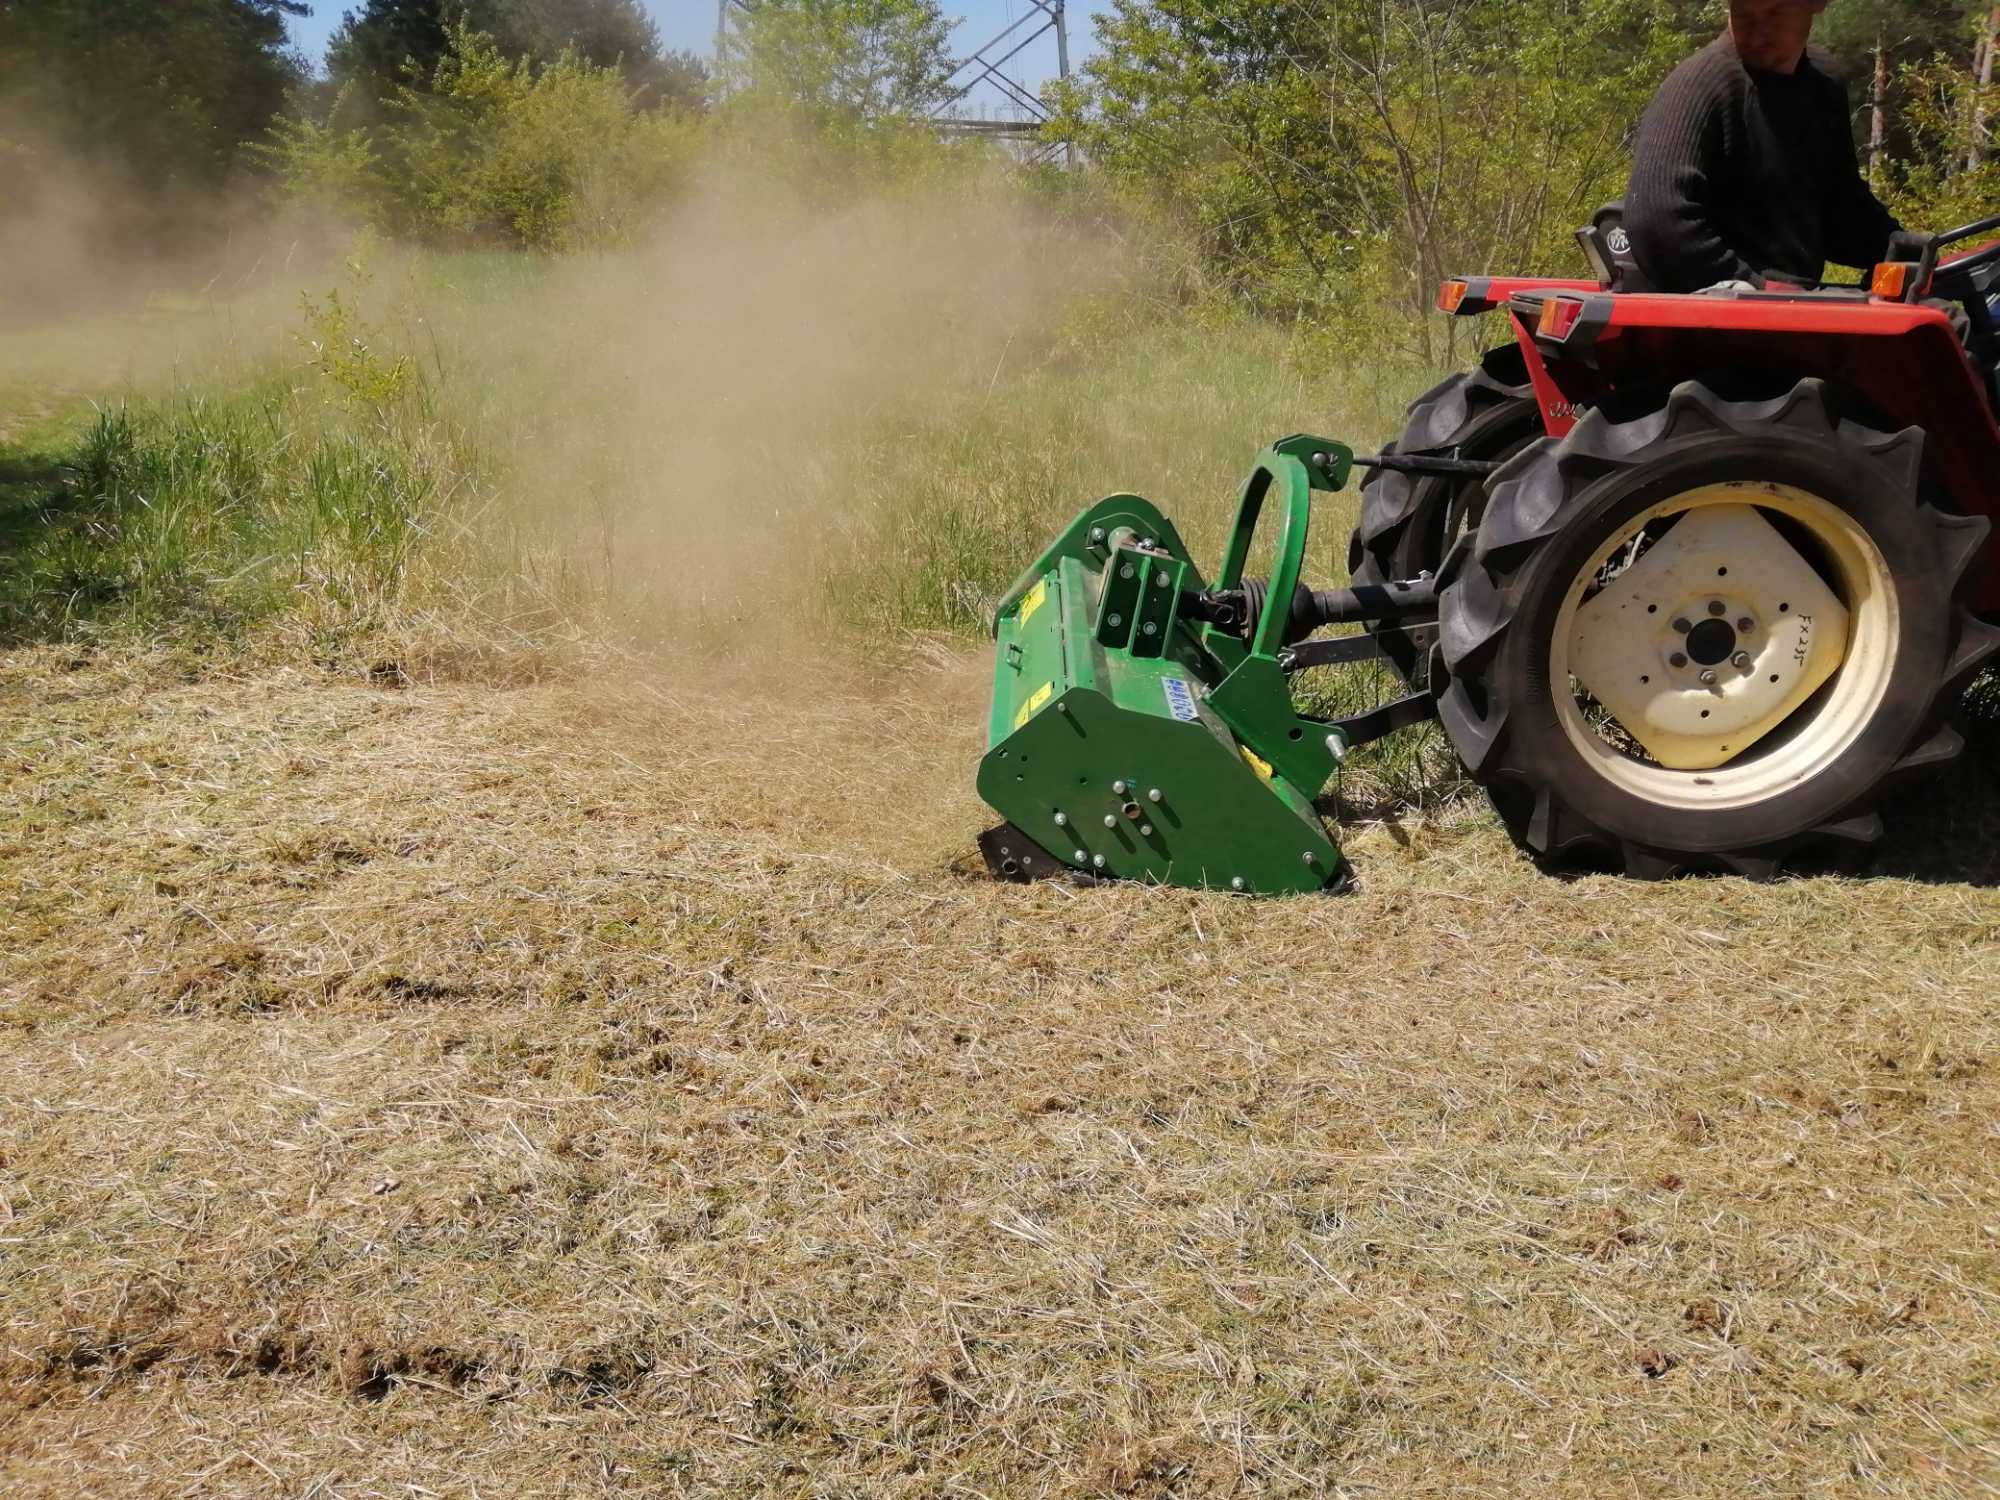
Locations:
1103;814;1118;828
1707;599;1727;616
1698;668;1718;685
1731;651;1751;669
1112;780;1128;794
1672;617;1692;634
1054;812;1068;826
1737;617;1754;633
1670;652;1689;668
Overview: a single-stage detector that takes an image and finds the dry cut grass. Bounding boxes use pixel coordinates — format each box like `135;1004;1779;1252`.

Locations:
2;644;1998;1497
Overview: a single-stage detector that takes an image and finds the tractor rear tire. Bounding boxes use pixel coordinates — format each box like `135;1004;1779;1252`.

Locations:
1347;345;1540;685
1433;378;2000;878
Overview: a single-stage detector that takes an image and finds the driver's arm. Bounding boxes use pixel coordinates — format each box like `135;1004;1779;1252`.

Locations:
1627;79;1764;292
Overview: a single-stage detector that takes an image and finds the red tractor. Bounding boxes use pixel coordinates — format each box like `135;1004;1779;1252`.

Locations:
976;213;2000;893
1347;210;2000;877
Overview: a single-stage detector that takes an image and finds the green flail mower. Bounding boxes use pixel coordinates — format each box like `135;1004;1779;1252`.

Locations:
977;435;1443;895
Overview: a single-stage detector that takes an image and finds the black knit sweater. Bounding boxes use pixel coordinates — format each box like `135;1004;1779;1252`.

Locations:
1624;35;1899;292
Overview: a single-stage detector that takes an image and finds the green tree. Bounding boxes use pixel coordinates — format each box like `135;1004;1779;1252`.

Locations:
723;0;957;120
330;0;669;98
1059;0;1711;348
346;21;696;247
327;0;454;93
0;0;307;184
661;48;712;114
1818;0;1982;177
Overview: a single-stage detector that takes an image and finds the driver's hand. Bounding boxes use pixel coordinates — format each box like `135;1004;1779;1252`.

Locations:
1695;279;1760;296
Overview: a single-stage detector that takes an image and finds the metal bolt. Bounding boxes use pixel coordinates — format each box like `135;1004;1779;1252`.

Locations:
1142;622;1158;636
1670;652;1688;668
1107;613;1123;627
1089;527;1106;544
1737;616;1754;633
1708;599;1726;616
1156;573;1172;588
1148;788;1163;802
1141;538;1157;549
1698;668;1717;685
1311;451;1329;467
1112;779;1128;794
1054;811;1068;827
1325;732;1348;763
1731;651;1751;669
1119;565;1134;581
1139;823;1153;836
1092;855;1106;870
1672;617;1692;634
1103;814;1118;828
1302;851;1317;865
1074;849;1088;863
1230;876;1246;892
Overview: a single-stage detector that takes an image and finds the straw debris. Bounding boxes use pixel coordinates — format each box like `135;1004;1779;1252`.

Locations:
1;644;1997;1495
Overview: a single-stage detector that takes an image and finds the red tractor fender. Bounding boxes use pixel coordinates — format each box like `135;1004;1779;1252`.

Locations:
1482;289;2000;610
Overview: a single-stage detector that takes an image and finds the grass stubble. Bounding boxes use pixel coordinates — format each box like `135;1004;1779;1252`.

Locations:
2;174;1999;1498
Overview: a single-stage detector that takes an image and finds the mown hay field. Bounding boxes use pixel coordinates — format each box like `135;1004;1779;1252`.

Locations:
3;213;1999;1497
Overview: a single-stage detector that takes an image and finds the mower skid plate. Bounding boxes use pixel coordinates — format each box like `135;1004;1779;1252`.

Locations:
979;490;1344;896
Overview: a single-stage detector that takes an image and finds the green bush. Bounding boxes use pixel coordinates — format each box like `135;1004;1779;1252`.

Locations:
264;23;701;251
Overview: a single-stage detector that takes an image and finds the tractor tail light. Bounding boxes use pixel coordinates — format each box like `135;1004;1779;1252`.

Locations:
1538;296;1586;341
1438;279;1471;313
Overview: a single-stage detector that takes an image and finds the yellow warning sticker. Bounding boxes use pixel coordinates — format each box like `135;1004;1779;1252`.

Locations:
1013;681;1054;729
1018;580;1048;626
1240;745;1274;782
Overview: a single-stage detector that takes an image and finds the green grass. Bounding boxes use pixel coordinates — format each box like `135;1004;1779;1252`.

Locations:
0;390;454;653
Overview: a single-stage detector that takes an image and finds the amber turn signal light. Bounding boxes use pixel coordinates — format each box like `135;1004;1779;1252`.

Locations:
1870;261;1917;300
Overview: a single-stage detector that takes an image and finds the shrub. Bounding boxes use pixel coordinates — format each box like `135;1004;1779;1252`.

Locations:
264;23;701;250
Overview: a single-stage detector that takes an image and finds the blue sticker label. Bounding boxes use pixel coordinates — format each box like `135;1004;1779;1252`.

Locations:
1162;677;1199;722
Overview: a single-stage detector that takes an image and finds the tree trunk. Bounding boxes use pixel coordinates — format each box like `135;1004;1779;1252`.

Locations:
1868;33;1886;181
1972;7;1997;171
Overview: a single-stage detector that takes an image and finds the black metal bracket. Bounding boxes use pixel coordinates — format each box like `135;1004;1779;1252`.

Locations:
1280;622;1438;673
1326;691;1438;747
978;823;1058;882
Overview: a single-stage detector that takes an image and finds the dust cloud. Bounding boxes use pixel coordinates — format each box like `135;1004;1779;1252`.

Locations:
0;129;1124;644
421;166;1125;639
0;136;342;431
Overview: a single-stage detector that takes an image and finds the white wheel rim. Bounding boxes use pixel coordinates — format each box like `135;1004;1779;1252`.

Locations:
1548;481;1898;813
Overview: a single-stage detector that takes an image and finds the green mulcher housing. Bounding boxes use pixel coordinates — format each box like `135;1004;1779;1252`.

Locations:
979;437;1429;895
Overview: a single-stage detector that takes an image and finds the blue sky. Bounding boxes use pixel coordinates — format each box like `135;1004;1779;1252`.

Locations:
286;2;1100;98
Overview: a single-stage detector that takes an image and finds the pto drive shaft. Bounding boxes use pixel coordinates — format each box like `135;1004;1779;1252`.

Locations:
1185;574;1438;645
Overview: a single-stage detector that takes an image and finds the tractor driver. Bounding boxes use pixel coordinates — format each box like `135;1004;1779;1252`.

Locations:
1624;0;1901;293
